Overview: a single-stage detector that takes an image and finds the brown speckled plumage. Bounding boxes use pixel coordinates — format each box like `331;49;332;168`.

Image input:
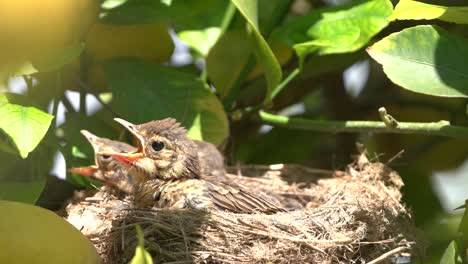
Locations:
104;118;285;214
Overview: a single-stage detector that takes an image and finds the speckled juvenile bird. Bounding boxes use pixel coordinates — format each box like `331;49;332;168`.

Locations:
99;118;285;214
68;130;138;194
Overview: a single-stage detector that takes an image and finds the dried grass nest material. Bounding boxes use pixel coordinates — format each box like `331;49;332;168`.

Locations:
66;153;423;263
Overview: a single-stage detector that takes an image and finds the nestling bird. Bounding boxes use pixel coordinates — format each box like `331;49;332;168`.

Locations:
99;118;285;214
69;129;225;194
68;130;138;194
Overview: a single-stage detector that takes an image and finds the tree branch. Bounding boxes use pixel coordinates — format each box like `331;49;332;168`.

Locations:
258;110;468;139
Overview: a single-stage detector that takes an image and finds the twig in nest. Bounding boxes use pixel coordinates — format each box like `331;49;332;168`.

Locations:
367;246;408;264
386;149;405;165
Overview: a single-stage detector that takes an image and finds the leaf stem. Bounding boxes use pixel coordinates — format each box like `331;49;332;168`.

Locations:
270;68;301;101
52;71;62;124
258;110;468;139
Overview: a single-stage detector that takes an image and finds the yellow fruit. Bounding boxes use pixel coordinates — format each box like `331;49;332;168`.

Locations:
84;23;174;92
0;0;99;68
0;200;100;264
85;23;174;62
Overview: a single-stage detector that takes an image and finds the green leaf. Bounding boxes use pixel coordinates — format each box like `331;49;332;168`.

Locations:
8;42;84;76
0;103;54;158
178;27;221;57
206;29;252;98
277;0;392;63
391;0;468;24
99;0;170;24
100;0;228;28
459;199;468;242
441;240;463;264
0;181;46;204
129;225;153;264
101;0;129;9
105;58;229;145
230;0;282;105
170;0;228;31
32;42;85;73
368;25;468;98
0;93;8;105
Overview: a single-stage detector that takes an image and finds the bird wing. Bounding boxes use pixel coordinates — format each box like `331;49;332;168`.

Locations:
205;179;286;214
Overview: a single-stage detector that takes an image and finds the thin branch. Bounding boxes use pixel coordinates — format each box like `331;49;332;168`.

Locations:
75;78;120;117
258;110;468;139
52;71;62;125
367;246;408;264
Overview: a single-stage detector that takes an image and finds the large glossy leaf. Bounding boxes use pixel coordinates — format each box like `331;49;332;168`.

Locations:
230;0;282;104
277;0;392;63
368;25;468;98
206;29;252;98
0;99;54;158
105;58;229;145
391;0;468;24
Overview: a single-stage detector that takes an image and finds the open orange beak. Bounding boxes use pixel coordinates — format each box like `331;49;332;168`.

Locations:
114;118;145;152
97;150;144;164
68;166;98;177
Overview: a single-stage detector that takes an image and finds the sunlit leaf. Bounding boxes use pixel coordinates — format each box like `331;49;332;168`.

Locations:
391;0;468;24
0;103;54;158
230;0;282;104
9;42;84;76
129;225;153;264
441;240;463;264
101;0;129;9
368;25;468;98
277;0;392;64
105;58;229;145
178;27;221;57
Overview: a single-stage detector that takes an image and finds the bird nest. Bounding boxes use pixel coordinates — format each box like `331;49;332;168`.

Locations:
65;152;423;263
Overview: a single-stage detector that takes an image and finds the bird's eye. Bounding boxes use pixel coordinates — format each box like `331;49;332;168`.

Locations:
100;155;111;161
151;141;165;151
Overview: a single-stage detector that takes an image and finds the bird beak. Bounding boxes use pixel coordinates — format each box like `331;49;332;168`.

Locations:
80;129;102;152
68;166;98;177
114;118;145;152
97;150;144;164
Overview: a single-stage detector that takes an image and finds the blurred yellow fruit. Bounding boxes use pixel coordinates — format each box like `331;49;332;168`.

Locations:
85;23;174;62
0;200;100;264
0;0;99;69
84;23;174;92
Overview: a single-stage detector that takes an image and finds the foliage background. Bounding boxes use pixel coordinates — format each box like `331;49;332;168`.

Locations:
1;0;468;262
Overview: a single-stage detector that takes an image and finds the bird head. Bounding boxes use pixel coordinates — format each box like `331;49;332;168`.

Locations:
99;118;201;181
68;130;138;193
79;129;136;175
